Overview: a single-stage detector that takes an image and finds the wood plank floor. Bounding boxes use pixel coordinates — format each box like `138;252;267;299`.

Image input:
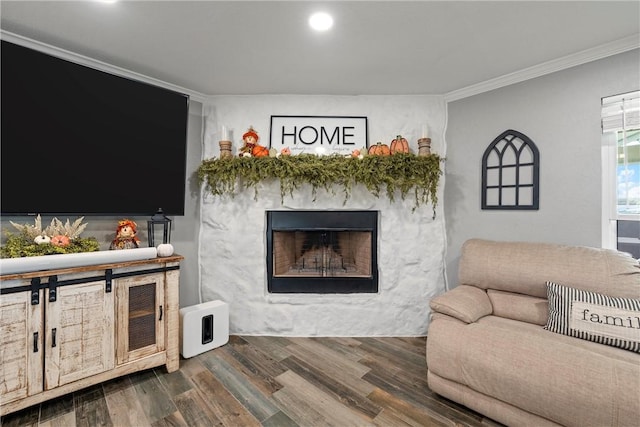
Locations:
1;336;504;427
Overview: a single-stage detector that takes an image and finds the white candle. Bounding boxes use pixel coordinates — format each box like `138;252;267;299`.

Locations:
220;125;229;141
421;124;429;139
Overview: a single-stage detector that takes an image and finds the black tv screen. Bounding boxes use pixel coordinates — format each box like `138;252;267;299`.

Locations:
1;40;189;216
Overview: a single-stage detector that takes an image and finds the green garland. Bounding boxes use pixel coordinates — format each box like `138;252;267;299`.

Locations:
197;153;443;213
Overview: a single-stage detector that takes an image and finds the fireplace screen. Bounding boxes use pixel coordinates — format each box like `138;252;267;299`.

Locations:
266;210;378;293
272;230;372;278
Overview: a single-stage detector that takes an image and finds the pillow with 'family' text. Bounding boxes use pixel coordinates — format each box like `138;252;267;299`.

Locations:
544;281;640;353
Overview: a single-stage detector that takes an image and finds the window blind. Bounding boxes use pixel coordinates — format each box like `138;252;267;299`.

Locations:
602;90;640;133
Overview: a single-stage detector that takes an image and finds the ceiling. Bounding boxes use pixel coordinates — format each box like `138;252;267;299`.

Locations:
1;1;639;101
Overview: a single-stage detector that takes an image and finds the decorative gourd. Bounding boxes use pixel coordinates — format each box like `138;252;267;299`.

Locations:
157;243;174;257
280;147;291;156
51;235;70;247
390;134;409;154
252;144;270;157
368;142;391;156
34;234;51;245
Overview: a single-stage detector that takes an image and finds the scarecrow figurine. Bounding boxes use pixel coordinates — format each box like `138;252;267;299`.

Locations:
110;219;141;250
239;126;269;157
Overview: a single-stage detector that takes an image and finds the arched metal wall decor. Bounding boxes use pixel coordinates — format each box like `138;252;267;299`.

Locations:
482;130;539;210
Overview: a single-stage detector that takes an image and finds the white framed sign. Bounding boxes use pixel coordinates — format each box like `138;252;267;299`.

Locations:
269;115;368;155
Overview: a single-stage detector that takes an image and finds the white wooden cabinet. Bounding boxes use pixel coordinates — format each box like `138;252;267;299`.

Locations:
44;279;115;390
0;287;43;403
0;255;182;416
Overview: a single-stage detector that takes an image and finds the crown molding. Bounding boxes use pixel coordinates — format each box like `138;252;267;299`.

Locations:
444;34;640;103
0;30;208;104
3;29;637;105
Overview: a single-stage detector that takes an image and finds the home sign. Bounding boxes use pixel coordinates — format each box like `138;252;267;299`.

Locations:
269;115;368;155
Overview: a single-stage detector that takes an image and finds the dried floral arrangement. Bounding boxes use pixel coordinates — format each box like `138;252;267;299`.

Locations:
1;215;100;258
197;153;443;214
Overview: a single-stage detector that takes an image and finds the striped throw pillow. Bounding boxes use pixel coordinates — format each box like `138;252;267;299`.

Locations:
545;281;640;353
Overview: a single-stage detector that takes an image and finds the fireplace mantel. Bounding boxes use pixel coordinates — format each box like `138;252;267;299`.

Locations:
199;93;447;336
199;177;446;336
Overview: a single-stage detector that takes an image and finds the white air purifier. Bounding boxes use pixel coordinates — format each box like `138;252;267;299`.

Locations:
179;300;229;358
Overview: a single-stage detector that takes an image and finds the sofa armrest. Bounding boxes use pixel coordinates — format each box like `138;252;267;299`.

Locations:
429;285;492;323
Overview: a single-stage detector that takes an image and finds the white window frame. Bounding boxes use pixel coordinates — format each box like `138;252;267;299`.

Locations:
601;132;617;250
601;90;640;251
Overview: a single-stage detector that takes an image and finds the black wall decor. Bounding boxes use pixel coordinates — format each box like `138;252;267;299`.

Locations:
482;130;539;210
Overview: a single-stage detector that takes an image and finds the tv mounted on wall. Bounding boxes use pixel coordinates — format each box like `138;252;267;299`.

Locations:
1;40;189;216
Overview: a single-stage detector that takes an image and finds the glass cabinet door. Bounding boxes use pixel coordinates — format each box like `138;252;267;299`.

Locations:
116;272;165;365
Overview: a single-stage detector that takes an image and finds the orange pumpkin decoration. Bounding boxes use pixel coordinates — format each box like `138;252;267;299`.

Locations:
251;144;269;157
390;134;409;154
51;235;70;247
368;142;391;156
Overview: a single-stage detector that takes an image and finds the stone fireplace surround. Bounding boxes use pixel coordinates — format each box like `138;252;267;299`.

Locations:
199;95;446;336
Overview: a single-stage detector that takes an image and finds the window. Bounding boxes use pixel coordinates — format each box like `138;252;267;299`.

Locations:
481;130;539;210
601;91;640;258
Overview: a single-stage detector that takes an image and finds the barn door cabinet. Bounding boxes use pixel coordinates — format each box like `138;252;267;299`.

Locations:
0;255;182;416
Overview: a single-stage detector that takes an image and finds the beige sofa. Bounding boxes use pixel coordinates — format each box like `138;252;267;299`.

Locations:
426;239;640;427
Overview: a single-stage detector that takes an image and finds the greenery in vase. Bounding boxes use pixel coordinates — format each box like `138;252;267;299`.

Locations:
197;153;443;214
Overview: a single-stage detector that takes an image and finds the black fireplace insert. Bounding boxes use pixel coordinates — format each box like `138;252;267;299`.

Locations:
266;210;378;293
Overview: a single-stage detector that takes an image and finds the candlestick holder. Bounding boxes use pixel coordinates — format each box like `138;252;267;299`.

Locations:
219;140;233;159
417;137;431;156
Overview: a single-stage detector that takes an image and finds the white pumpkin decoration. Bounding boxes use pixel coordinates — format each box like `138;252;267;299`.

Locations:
34;234;51;245
157;243;174;257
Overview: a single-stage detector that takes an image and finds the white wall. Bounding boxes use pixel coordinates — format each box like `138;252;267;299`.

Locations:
444;49;640;288
172;101;203;307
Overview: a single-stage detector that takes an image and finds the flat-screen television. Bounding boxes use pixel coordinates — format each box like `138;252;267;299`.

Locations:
1;40;189;216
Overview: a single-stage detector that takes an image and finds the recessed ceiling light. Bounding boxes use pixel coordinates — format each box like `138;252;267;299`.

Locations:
309;12;333;32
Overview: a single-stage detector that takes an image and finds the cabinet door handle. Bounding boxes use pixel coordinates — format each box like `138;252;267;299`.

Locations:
33;332;39;353
159;305;163;321
51;328;57;348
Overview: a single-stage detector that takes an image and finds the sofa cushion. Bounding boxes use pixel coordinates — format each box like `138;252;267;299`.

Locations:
458;239;640;299
426;314;640;427
545;281;640;353
487;289;548;325
429;285;492;323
